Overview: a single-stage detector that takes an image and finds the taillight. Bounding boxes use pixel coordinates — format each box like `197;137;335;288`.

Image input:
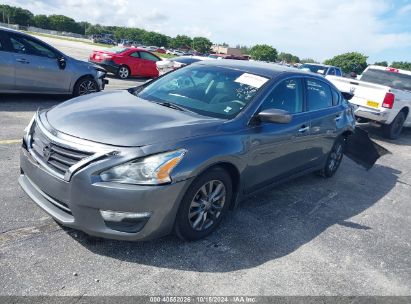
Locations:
382;92;395;109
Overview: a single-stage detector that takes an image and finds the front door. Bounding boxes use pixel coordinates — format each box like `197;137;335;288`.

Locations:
7;33;69;93
0;32;15;91
244;78;314;192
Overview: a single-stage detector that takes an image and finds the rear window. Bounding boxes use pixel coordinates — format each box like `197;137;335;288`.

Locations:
361;69;411;91
108;47;128;54
300;64;327;75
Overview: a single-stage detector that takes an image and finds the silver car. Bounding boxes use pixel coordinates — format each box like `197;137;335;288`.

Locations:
0;27;107;96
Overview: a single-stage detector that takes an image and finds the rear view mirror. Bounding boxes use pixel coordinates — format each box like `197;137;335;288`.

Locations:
341;91;354;100
258;108;292;124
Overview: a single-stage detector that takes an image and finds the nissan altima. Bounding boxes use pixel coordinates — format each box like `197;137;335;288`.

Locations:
19;60;384;241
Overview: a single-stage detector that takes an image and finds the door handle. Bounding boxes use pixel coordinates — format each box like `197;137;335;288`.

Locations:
16;58;30;64
298;126;310;133
335;114;342;122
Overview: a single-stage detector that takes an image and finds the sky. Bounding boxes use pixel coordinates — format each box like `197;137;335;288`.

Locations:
2;0;411;63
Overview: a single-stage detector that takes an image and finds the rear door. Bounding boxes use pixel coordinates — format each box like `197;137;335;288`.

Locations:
304;77;345;166
0;31;15;91
7;33;70;93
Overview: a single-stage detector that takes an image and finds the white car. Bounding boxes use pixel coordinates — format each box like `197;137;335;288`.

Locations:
156;56;214;76
327;65;411;139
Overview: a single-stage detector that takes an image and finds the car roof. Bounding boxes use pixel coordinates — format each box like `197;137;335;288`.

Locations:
194;59;313;79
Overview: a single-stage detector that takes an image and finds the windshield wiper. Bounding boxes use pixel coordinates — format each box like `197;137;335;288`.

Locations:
155;102;187;112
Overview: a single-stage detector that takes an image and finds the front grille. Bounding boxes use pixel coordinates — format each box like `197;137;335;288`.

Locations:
30;123;94;177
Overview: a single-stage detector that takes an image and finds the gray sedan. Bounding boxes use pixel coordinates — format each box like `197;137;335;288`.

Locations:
0;27;107;96
19;60;385;241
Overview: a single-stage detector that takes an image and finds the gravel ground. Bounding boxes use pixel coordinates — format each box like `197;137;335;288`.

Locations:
0;35;410;297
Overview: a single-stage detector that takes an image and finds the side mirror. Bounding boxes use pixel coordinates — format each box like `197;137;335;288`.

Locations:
57;56;66;70
257;108;292;124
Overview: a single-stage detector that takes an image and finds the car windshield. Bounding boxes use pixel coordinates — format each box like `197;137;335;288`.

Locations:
137;65;269;119
300;64;327;75
360;69;411;91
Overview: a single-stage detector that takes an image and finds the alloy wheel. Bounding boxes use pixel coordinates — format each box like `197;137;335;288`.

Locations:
328;142;343;172
118;67;129;79
188;180;226;231
78;80;97;95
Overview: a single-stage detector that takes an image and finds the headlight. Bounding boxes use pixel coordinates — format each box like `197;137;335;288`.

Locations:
100;149;187;185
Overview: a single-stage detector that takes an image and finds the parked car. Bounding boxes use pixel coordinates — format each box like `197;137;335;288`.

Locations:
172;50;185;56
0;27;107;96
327;65;411;139
155;48;166;54
89;47;161;79
300;63;343;77
156;55;214;75
19;60;385;242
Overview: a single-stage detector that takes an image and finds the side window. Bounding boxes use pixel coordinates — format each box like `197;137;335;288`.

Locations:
328;68;336;75
139;51;160;62
130;52;140;58
331;89;340;106
260;78;304;114
335;69;342;76
9;34;57;58
306;78;333;111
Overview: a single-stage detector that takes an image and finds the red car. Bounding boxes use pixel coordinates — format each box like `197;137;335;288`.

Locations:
89;47;161;79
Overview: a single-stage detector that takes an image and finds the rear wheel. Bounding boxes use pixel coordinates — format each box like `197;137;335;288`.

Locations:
117;65;130;79
174;167;232;241
382;111;406;139
73;76;98;97
318;137;345;178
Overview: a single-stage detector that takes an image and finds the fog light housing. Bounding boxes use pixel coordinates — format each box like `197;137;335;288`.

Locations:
100;210;151;233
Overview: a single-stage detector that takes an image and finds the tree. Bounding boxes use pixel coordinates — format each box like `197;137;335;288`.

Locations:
391;61;411;71
249;44;278;62
300;58;318;64
170;35;192;49
48;15;83;34
324;52;368;74
0;4;33;25
374;61;388;67
192;37;212;53
33;14;49;29
278;52;300;63
142;31;169;47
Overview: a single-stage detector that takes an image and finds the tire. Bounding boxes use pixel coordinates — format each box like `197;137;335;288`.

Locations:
174;167;233;241
117;65;130;79
382;111;406;139
318;137;345;178
73;76;98;97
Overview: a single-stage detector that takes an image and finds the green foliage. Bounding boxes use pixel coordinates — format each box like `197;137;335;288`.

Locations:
142;31;168;47
33;14;49;29
170;35;192;49
48;15;83;34
390;61;411;71
300;58;318;64
249;44;278;62
278;52;300;63
374;61;388;67
192;37;212;53
0;4;33;25
324;52;368;74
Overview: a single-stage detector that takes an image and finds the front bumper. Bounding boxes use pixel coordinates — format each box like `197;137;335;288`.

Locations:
19;147;192;241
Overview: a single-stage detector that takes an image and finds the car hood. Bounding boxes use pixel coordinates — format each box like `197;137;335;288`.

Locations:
45;90;223;147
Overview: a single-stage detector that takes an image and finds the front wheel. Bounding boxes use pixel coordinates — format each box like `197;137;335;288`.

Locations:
73;76;98;97
174;167;232;241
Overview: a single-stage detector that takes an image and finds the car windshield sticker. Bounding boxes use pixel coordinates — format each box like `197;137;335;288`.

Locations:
235;73;268;88
317;69;325;74
224;106;232;113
